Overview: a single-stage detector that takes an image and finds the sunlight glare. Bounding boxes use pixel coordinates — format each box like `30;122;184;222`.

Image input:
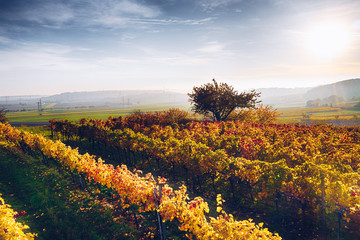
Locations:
306;21;350;58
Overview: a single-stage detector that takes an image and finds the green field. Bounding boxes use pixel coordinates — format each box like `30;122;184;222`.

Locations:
7;104;191;123
277;106;360;123
6;103;360;126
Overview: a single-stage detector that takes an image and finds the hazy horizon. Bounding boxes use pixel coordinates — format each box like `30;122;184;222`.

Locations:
0;0;359;96
0;82;334;97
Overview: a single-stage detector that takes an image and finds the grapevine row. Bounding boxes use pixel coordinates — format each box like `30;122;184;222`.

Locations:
50;119;360;220
0;194;36;240
0;122;281;240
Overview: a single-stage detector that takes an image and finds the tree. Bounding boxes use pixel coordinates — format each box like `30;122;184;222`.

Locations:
0;108;8;123
188;79;260;121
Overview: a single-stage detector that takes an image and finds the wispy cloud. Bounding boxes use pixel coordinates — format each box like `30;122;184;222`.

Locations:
22;2;74;27
197;41;235;59
89;16;214;29
83;0;213;28
84;0;161;27
198;0;243;11
131;17;214;26
115;0;161;18
0;36;12;45
0;0;214;31
0;1;74;28
198;41;225;53
0;42;93;71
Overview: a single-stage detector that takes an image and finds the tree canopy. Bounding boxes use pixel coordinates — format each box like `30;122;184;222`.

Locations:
188;79;260;121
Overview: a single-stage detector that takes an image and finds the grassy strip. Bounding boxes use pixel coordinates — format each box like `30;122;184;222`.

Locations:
7;110;132;123
0;146;138;240
17;126;52;136
7;105;191;123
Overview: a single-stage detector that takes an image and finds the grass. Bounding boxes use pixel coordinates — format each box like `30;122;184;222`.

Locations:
0;145;138;239
6;101;360;125
277;106;360;124
0;135;190;240
17;125;52;136
7;108;133;122
7;104;191;123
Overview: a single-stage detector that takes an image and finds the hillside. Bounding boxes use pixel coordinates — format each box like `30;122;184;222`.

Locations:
257;87;310;106
42;90;189;107
304;78;360;100
259;78;360;107
0;90;189;110
2;78;360;110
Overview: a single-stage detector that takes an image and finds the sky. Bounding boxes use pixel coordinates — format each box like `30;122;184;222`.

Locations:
0;0;359;96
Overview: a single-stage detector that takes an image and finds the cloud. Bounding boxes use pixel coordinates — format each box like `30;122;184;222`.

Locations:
198;41;225;53
115;0;161;18
87;0;160;20
197;41;235;59
0;42;93;71
0;0;161;29
75;0;162;28
132;17;214;26
22;2;74;26
85;1;213;28
0;0;215;33
198;0;243;11
352;20;360;30
120;33;137;41
145;55;211;66
0;36;12;45
0;1;74;27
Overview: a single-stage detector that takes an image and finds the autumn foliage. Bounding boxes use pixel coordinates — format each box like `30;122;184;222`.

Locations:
0;194;36;239
48;115;360;238
0;122;281;239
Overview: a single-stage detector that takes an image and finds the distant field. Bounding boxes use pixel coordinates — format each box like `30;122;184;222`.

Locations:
278;106;360;124
7;104;191;124
7;103;360;126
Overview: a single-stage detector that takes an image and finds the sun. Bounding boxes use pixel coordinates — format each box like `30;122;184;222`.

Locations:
305;21;350;58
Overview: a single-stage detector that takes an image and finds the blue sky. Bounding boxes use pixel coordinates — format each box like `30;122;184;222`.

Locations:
0;0;359;96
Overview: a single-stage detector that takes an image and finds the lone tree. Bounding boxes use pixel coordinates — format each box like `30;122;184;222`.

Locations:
188;79;260;121
0;108;8;123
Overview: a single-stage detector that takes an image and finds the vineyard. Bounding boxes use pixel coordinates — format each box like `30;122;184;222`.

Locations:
1;109;360;239
0;194;36;239
0;120;280;240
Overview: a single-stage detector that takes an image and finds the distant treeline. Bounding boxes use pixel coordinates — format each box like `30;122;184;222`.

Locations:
306;95;345;107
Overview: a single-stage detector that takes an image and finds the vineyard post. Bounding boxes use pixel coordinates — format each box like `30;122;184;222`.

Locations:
228;162;236;203
171;161;176;181
126;148;131;164
336;207;344;240
211;174;217;195
183;165;189;186
131;151;136;166
337;210;341;240
78;173;87;190
50;125;54;139
320;172;327;240
40;151;49;166
156;158;162;174
275;191;280;213
130;206;140;230
154;184;166;240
